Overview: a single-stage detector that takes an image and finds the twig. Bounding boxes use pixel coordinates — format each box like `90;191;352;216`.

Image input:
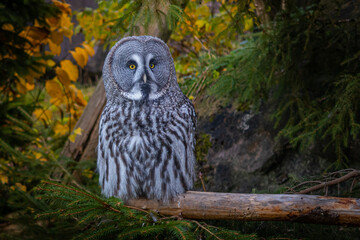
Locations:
192;68;212;101
193;35;211;56
298;170;360;194
173;226;186;240
285;181;322;193
186;67;210;97
327;168;356;177
122;204;150;214
350;177;357;193
199;172;206;192
189;220;223;240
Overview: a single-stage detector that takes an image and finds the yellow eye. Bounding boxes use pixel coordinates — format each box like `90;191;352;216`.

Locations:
149;63;155;69
129;64;136;70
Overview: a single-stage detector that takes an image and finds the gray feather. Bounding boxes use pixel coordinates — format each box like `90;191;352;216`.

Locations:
98;36;196;202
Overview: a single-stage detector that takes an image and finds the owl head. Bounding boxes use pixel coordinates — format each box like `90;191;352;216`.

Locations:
102;36;179;103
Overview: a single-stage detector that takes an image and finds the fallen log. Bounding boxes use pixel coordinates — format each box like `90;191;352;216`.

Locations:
128;191;360;226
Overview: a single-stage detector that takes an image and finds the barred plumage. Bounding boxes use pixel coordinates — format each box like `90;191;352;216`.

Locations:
98;36;196;202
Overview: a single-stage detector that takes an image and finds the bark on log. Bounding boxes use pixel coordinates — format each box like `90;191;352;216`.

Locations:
128;191;360;226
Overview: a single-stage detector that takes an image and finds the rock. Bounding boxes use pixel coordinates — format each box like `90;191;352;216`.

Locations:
196;107;334;194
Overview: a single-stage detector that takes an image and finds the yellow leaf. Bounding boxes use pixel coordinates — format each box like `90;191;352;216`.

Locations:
68;133;76;143
60;13;73;38
34;152;47;162
74;127;83;135
195;19;207;29
11;183;27;192
26;82;35;91
189;95;194;100
75;89;87;107
47;59;56;67
34;152;42;159
53;0;72;15
48;39;61;56
82;169;93;179
69;127;82;143
0;174;8;184
70;47;88;68
194;41;202;52
33;109;52;122
249;2;256;11
35;138;42;147
0;54;15;61
50;30;64;45
62;28;73;39
15;73;27;94
55;66;71;86
54;122;69;136
45;78;63;100
60;60;78;82
46;17;60;30
2;24;14;31
21;26;49;43
196;5;210;17
82;43;95;57
243;16;254;32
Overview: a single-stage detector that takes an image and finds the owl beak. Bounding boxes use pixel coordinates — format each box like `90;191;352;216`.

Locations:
143;74;147;83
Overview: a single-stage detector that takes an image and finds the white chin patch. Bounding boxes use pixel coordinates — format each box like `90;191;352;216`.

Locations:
122;83;164;101
149;92;164;100
123;88;142;100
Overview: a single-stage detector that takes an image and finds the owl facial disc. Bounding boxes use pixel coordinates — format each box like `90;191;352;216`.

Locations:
107;38;173;103
121;53;160;103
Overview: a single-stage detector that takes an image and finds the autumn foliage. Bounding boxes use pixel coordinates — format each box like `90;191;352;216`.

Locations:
0;0;94;194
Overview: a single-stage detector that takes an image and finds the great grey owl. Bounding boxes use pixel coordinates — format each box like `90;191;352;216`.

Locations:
98;36;196;202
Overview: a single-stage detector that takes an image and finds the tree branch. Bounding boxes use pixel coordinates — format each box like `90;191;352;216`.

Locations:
297;170;360;194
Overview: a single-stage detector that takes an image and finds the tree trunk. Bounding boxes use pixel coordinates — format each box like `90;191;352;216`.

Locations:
254;0;270;25
61;82;106;162
127;191;360;226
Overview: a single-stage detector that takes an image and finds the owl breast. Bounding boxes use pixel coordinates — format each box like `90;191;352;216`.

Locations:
97;96;195;202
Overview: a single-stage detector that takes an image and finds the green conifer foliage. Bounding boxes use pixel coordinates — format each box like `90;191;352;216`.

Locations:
191;1;360;166
34;181;255;240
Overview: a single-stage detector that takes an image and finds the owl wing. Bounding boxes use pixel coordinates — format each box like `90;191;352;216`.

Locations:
182;98;197;183
168;98;197;191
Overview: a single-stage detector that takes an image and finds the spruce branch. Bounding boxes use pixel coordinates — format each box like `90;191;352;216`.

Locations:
34;181;253;239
